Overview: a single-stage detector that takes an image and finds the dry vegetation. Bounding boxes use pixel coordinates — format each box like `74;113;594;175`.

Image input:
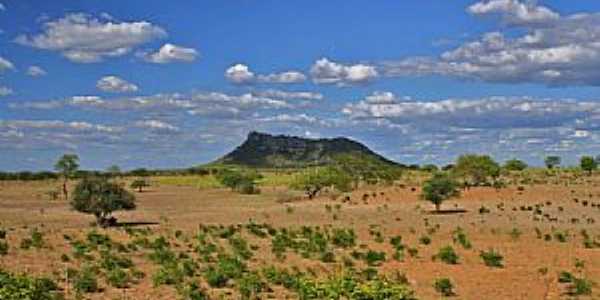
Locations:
0;169;599;299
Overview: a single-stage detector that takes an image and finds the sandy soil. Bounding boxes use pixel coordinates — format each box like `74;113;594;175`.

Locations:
0;178;598;299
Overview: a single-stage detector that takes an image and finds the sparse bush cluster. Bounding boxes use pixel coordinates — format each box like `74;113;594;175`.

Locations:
215;168;262;194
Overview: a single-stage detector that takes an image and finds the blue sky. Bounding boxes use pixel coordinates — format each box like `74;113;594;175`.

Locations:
2;0;600;170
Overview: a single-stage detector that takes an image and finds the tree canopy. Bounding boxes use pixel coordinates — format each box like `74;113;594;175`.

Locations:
215;168;262;194
453;154;500;186
71;177;136;227
544;156;561;169
290;166;352;199
580;156;597;175
503;159;527;171
54;154;79;199
421;173;460;212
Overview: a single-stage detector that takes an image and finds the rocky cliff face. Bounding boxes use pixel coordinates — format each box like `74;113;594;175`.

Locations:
217;131;398;168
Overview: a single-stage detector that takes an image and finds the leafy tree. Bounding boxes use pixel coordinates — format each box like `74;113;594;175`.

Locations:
544;156;561;169
453;154;500;186
580;156;597;175
290;167;352;199
130;168;150;177
503;159;527;171
71;177;136;227
421;173;460;212
215;169;261;194
54;154;79;200
332;153;402;188
130;178;149;192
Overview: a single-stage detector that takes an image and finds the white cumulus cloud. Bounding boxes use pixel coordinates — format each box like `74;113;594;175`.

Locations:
382;2;600;86
468;0;559;26
134;120;179;133
27;66;47;77
143;43;198;63
225;64;256;84
310;57;378;86
225;63;306;84
96;76;139;93
15;13;166;63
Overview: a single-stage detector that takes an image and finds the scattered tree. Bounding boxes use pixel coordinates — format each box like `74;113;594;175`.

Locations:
54;154;79;200
215;168;261;194
580;156;597;175
421;173;460;212
544;156;561;170
332;153;402;188
71;177;136;227
130;178;150;192
453;154;500;186
290;166;352;199
503;159;527;171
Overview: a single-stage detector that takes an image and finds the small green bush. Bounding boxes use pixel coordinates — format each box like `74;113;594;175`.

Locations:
72;265;99;294
364;250;386;266
480;249;503;268
0;270;61;300
106;268;129;288
435;246;459;264
434;277;454;296
419;235;431;245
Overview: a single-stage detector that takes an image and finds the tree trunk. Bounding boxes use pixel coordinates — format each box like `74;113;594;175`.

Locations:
62;178;68;200
435;203;441;212
138;186;143;193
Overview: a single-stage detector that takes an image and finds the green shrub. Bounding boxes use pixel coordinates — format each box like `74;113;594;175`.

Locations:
558;271;574;283
419;235;431;245
228;235;253;260
0;241;8;256
331;229;356;248
152;264;184;286
176;282;208;300
570;278;593;296
72;265;99;294
452;227;472;249
205;255;246;287
106;268;129;288
364;250;386;266
20;228;44;250
480;249;503;268
0;270;62;300
238;271;266;299
434;277;454;297
435;246;459;264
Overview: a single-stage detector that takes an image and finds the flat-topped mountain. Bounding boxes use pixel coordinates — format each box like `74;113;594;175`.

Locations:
216;131;400;168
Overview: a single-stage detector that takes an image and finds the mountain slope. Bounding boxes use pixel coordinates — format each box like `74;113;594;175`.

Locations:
216;131;400;168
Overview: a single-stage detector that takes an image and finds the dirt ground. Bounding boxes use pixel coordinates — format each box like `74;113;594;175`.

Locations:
0;177;599;299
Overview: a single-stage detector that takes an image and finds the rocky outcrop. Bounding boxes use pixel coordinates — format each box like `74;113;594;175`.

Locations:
217;131;399;168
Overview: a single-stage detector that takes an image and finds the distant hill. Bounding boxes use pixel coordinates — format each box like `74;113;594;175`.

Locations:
215;131;401;168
